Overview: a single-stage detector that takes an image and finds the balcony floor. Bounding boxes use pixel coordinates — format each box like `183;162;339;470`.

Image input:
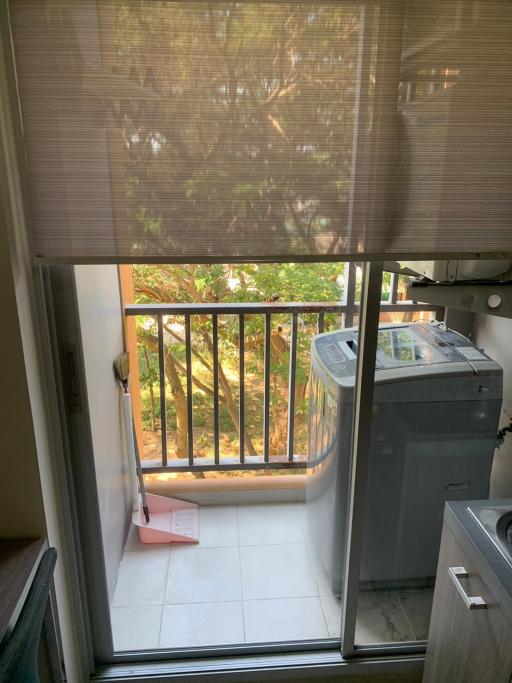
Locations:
110;502;433;651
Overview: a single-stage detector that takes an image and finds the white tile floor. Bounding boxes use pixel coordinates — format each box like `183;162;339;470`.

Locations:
110;503;432;651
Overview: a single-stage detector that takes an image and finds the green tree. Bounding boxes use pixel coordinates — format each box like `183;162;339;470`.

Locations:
108;3;380;460
133;262;345;460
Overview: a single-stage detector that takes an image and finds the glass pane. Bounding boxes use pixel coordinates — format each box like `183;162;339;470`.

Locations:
304;293;360;643
103;261;356;653
354;261;502;646
375;326;452;367
76;258;451;655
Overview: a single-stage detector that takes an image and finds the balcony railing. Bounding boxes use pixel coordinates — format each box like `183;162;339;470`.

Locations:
125;272;443;474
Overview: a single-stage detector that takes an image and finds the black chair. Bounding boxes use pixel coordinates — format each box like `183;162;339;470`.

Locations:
0;547;58;683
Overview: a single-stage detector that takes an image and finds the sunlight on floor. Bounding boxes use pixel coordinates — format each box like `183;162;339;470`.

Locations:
110;503;432;651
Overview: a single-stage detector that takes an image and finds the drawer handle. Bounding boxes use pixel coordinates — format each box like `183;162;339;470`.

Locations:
448;566;487;611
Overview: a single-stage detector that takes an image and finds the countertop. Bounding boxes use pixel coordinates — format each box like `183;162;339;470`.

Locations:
0;538;46;643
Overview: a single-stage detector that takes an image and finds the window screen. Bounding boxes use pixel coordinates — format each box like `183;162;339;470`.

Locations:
9;1;512;263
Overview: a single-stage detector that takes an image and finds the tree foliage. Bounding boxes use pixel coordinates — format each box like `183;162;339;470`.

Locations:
134;262;346;461
113;2;360;257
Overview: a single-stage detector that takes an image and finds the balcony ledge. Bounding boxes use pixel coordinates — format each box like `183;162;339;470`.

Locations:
145;473;307;505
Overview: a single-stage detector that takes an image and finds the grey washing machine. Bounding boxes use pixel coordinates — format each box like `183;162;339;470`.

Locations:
306;322;502;595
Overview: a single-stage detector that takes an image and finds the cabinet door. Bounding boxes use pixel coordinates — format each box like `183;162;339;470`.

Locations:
423;525;512;683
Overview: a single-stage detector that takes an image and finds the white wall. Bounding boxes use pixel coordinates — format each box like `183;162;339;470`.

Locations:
475;314;512;498
0;189;47;537
74;265;132;599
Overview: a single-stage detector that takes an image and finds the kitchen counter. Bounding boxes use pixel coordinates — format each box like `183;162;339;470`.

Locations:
424;499;512;682
444;499;512;623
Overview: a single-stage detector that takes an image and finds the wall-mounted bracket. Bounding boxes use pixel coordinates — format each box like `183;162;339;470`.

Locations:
408;281;512;319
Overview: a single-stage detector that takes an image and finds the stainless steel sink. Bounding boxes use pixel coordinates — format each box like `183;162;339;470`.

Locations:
497;510;512;554
468;504;512;569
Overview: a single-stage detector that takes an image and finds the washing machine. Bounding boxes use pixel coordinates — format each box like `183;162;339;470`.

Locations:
306;322;502;595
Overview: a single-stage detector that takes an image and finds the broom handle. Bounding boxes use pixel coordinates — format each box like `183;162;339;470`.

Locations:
131;419;150;523
122;393;139;510
122;391;150;522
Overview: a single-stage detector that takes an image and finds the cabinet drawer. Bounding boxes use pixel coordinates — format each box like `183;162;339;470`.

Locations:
423;524;512;683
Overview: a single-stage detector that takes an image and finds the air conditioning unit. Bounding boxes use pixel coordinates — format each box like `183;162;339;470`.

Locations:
400;260;511;283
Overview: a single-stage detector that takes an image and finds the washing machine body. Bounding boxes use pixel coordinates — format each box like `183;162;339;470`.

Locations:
306;322;503;595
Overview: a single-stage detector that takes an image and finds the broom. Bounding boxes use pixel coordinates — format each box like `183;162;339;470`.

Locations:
113;352;150;523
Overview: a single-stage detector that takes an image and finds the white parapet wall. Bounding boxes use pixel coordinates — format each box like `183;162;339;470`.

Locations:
145;473;307;506
74;265;132;600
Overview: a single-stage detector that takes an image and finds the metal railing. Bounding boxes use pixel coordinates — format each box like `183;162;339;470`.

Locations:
125;277;443;474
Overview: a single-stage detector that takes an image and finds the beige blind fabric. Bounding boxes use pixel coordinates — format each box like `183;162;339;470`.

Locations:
9;0;512;263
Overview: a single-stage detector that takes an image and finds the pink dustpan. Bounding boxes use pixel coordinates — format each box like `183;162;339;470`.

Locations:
133;493;200;544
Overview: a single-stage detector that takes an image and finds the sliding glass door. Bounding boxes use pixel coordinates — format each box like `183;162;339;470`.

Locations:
47;255;500;670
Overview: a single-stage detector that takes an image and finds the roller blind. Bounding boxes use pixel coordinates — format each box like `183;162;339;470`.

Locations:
9;0;512;263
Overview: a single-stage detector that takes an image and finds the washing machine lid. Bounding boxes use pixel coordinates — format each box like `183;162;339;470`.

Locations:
374;324;469;369
353;323;490;370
